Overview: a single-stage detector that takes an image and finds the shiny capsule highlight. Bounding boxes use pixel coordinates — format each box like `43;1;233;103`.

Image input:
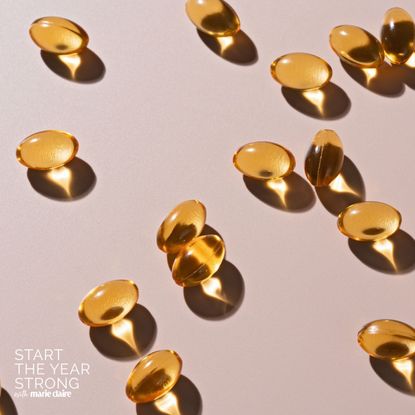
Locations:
78;280;138;327
381;8;415;65
172;235;225;287
358;319;415;360
330;25;384;68
271;53;332;90
157;200;207;254
304;129;344;187
337;201;401;241
233;141;295;180
185;0;240;37
16;130;79;170
126;350;182;404
29;16;88;54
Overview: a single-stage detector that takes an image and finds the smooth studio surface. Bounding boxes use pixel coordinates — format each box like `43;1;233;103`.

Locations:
1;1;415;414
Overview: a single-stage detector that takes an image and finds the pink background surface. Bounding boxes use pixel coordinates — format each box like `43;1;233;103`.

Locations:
1;0;415;414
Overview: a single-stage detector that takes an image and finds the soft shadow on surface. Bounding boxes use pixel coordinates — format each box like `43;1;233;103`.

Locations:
27;157;96;201
243;173;315;212
282;83;351;120
41;48;105;83
136;376;202;415
341;61;404;96
349;230;415;274
89;304;157;360
197;29;257;65
0;389;18;414
184;260;244;320
370;356;415;395
316;156;365;216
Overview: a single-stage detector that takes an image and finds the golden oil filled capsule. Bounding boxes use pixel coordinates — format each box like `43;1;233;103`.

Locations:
304;129;344;187
16;130;79;170
78;280;138;327
29;16;88;54
126;350;182;404
172;234;225;287
270;53;332;90
157;200;207;254
185;0;240;37
330;25;384;68
337;201;401;241
358;320;415;360
233;141;295;180
381;8;415;65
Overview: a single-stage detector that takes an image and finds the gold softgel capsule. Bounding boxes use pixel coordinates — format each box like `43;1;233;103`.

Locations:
29;16;88;54
233;141;295;180
172;234;225;287
304;129;344;187
381;7;415;65
126;350;182;404
358;319;415;360
157;200;207;254
330;25;384;68
185;0;240;37
337;201;401;241
78;280;138;327
270;53;332;90
16;130;79;170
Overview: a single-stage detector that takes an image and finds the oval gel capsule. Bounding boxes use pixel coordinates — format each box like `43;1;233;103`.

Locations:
337;201;401;241
381;8;415;65
358;320;415;360
330;25;384;68
172;234;225;287
233;141;295;180
126;350;182;404
304;129;344;187
271;53;332;90
185;0;240;36
16;130;79;170
29;16;88;54
78;280;138;327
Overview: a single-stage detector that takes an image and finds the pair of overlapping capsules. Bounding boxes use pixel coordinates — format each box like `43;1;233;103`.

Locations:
78;280;187;405
233;130;403;243
271;7;414;91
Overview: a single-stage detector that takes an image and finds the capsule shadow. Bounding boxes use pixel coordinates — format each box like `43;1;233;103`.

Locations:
136;376;202;415
197;29;257;65
41;48;105;83
243;172;315;213
370;356;415;395
0;389;18;415
394;58;415;89
340;60;404;97
281;82;351;120
26;157;96;201
348;230;415;274
89;304;157;361
315;156;365;216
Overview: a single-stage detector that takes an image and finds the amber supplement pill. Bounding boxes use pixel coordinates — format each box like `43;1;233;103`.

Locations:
157;200;206;254
126;350;182;404
29;16;88;54
338;201;401;241
381;8;415;65
16;130;79;170
330;25;384;68
185;0;240;37
358;320;415;360
78;280;138;327
270;53;332;90
172;235;225;287
304;129;344;187
233;141;295;180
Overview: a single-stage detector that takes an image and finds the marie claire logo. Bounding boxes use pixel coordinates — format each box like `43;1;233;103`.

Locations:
14;348;90;399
